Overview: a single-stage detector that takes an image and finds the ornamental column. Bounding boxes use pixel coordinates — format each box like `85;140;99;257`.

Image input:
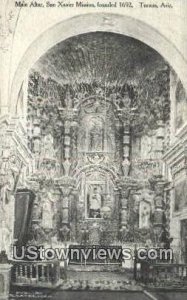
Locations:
150;176;167;246
118;178;137;240
59;103;78;176
32;118;41;169
64;120;71;161
55;177;76;242
120;190;129;230
122;124;131;176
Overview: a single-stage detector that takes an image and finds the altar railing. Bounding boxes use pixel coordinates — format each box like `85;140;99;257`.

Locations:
11;259;61;288
136;261;187;287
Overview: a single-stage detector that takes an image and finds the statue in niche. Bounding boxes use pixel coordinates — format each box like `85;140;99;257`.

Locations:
0;153;20;204
0;152;20;255
141;133;154;159
63;159;71;176
40;133;58;178
87;184;104;218
41;190;55;229
60;224;70;242
175;80;187;130
88;117;104;152
122;157;131;177
64;90;73;109
139;200;151;229
41;133;56;160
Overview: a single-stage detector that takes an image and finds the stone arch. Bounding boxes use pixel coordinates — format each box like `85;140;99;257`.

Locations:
10;13;187;115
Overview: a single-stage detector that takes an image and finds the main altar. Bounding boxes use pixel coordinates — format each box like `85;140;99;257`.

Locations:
22;65;170;250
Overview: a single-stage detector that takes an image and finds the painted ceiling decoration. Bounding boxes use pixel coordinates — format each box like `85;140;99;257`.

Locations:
28;32;170;137
34;32;167;87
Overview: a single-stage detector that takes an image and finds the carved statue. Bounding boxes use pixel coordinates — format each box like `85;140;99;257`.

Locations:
140;205;150;228
32;201;42;221
122;157;131;177
41;133;56;160
141;134;154;159
60;224;70;242
63;159;71;176
88;118;104;152
0;154;19;204
138;190;152;229
87;185;104;218
64;90;73;109
0;152;20;256
41;190;55;229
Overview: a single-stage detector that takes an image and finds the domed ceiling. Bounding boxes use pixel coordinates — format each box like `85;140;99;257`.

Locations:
28;32;170;138
33;31;168;88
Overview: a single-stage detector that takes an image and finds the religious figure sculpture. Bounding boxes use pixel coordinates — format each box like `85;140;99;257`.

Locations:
0;153;19;204
40;133;58;179
41;133;56;159
41;190;55;229
63;159;71;176
64;90;73;109
122;157;131;177
87;185;104;218
88;118;104;152
139;200;151;229
141;134;154;159
0;152;20;256
60;224;70;242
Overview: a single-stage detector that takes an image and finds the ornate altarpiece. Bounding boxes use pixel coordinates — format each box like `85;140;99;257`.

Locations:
23;66;171;248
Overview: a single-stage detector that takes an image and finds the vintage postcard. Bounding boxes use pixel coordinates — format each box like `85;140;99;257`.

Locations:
0;0;187;299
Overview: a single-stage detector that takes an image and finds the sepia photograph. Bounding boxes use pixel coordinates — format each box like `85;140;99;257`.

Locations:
0;0;187;299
